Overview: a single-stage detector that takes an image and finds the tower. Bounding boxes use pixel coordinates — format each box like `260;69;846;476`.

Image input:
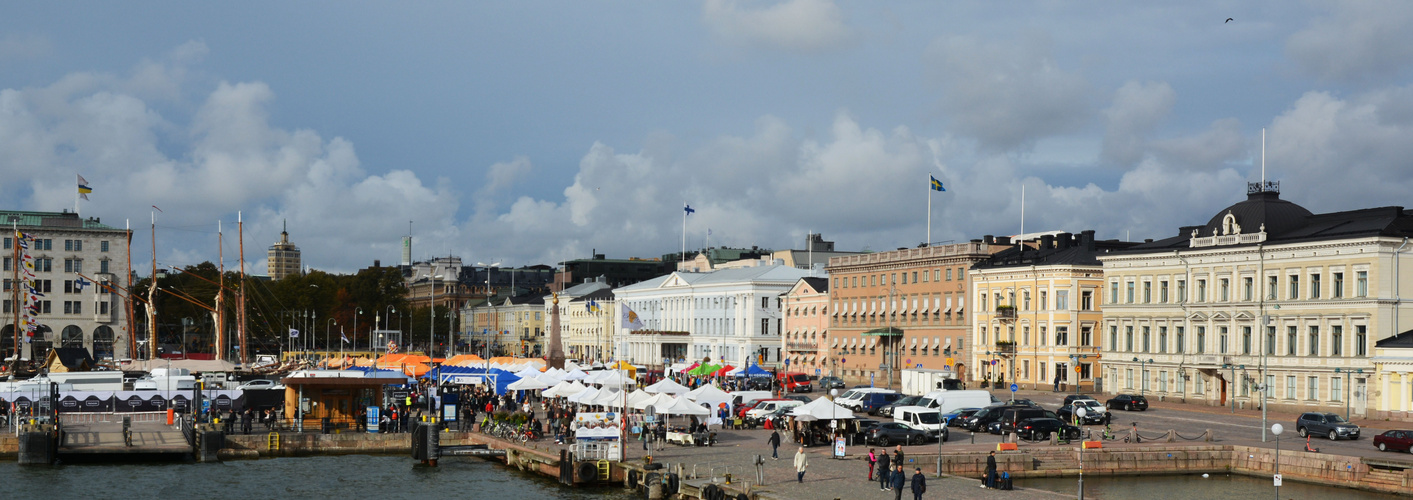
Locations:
267;219;302;280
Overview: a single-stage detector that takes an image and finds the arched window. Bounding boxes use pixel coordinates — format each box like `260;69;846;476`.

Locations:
93;325;116;359
29;325;53;361
62;325;85;348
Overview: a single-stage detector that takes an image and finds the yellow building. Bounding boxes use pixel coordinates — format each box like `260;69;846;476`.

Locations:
971;231;1134;392
1099;182;1413;419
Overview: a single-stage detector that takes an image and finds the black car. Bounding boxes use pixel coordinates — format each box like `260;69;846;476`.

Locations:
1057;400;1110;425
1009;398;1042;408
998;408;1059;434
1062;394;1098;406
1016;417;1081;441
1297;412;1360;441
818;376;846;391
962;404;1027;432
782;394;812;403
866;422;931;446
945;408;982;427
856;418;882;433
1105;394;1149;411
875;395;923;417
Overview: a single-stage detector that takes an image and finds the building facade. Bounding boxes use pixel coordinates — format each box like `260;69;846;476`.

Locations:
970;231;1132;392
781;277;831;376
614;264;810;370
267;221;301;280
543;281;614;363
1099;182;1413;419
2;210;131;361
826;241;1006;388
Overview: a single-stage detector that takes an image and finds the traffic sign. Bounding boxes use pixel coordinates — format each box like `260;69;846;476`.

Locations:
990;360;998;366
1010;383;1018;392
784;358;791;365
1273;474;1282;487
815;368;821;376
1074;366;1083;373
841;357;847;363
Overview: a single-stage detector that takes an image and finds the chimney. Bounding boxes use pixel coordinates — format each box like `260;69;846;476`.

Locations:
1081;230;1096;251
996;236;1011;245
1057;232;1073;248
983;235;994;244
1040;234;1054;249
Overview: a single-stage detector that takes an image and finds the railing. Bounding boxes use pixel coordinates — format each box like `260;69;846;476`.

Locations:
994;342;1018;355
995;307;1017;320
180;415;196;447
786;342;816;351
59;411;169;424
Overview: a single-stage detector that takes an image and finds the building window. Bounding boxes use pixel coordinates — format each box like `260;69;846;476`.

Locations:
1056;290;1069;310
1109;326;1117;350
1081;326;1092;346
1310;273;1321;299
2;257;7;271
1356;271;1368;297
1142;326;1151;352
1308;326;1319;356
1197;279;1207;302
1267;275;1278;300
1126;368;1134;389
1177;279;1186;302
760;319;768;336
100;260;110;274
1143;282;1151;303
1125;326;1134;352
1287;326;1298;356
1158;326;1167;354
1023;290;1031;311
64;239;83;251
1356;325;1367;356
1266;326;1276;355
1055;326;1069;346
1219;326;1228;354
1243;277;1253;301
1110;282;1119;304
1126;282;1135;303
101;240;109;252
1242;326;1252;355
1288;274;1299;299
1159;280;1168;303
1307;376;1319;400
946;268;952;281
1220;278;1229;301
1081;291;1092;310
1285;375;1296;399
1040;291;1047;310
63;258;82;273
1331;325;1343;356
1331;377;1342;402
1175;327;1184;353
1332;272;1344;298
1196;326;1206;354
1023;326;1030;346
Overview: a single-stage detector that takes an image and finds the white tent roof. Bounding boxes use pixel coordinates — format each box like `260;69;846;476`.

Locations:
590;388;624;407
564;369;589;381
593;371;633;388
789;397;856;421
685;384;733;409
514;366;543;378
644;378;689;395
632;392;674;410
547;380;587;398
568;386;601;404
506;377;550;391
655;395;710;416
624;389;653;408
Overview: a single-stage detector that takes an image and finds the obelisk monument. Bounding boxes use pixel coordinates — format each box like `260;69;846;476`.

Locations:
548;293;566;369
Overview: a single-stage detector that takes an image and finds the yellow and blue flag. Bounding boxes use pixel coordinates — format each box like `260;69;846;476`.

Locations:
77;174;93;200
930;175;946;192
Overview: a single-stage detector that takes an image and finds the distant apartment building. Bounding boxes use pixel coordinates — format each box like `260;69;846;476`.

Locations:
781;277;831;376
266;221;301;280
552;253;670;293
826;241;1007;388
970;231;1135;392
2;210;131;361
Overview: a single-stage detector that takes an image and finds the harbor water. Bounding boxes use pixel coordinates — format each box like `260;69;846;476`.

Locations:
1020;473;1404;499
2;454;637;500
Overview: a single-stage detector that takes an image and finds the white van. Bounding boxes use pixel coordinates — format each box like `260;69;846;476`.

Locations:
893;405;948;441
835;388;893;411
728;391;773;408
917;390;997;414
745;399;803;421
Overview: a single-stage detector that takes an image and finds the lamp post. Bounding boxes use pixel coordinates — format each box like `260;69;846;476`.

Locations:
1272;423;1284;500
445;310;455;358
325;318;336;357
1133;357;1154;397
353;307;362;351
1222;363;1245;413
428;275;443;359
1076;406;1088;500
1070;354;1089;395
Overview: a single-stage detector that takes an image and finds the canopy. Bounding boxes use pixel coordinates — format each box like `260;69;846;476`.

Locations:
589;388;624;408
568;386;601;404
563;369;589;381
606;360;638;378
685;384;733;409
788;397;856;421
632;392;674;410
545;380;587;398
506;376;550;391
514;366;543;378
592;371;633;388
644;378;689;395
738;364;772;378
445;354;485;366
421;366;519;395
624;389;653;409
712;365;735;377
655;395;710;416
688;364;720;376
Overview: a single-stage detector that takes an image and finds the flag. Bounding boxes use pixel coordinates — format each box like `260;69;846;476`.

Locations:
341;332;350;344
930;175;946;192
78;174;93;200
684;204;695;215
587;299;601;313
289;328;300;338
74;277;92;292
621;304;644;330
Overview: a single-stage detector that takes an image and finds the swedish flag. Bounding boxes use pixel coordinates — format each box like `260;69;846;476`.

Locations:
930;175;946;192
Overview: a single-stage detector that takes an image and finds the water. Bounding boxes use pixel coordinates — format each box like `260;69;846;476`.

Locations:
2;455;638;500
1021;473;1403;499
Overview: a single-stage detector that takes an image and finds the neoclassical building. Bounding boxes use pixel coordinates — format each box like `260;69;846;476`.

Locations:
781;277;831;376
1099;182;1413;419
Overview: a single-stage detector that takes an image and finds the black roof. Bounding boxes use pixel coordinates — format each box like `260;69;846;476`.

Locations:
974;231;1140;269
1121;185;1413;253
570;288;616;301
51;348;95;371
801;277;828;293
1376;329;1413;348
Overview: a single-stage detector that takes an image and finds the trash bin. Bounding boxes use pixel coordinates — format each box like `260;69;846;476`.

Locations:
321;417;332;434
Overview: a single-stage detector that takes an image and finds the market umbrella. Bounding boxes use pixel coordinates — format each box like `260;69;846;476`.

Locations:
712;365;735;377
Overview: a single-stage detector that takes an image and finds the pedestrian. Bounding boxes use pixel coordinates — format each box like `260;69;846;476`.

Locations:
890;464;905;500
867;448;877;481
768;429;781;459
983;450;997;489
1053;373;1061;392
910;467;926;500
893;445;905;469
877;448;892;490
793;447;808;483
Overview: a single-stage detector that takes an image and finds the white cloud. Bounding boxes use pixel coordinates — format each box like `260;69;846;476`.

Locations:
1286;1;1413;83
1101;81;1175;166
927;33;1093;152
702;0;852;52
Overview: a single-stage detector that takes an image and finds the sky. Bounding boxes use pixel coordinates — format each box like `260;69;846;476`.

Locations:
2;1;1413;275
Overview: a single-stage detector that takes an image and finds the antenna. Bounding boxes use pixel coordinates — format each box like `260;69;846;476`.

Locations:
1261;128;1266;184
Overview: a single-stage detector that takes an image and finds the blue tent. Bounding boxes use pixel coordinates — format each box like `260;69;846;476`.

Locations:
738;364;773;378
422;366;520;395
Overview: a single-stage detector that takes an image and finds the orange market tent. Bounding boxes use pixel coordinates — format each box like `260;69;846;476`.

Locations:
445;354;486;366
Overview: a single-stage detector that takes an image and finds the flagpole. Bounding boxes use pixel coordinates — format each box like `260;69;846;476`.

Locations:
681;203;687;265
927;176;932;245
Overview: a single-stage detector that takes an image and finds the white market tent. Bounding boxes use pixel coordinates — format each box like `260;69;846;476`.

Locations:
624;389;653;409
568;386;601;404
590;388;624;408
506;377;550;391
564;369;589;381
644;378;689;395
655;396;711;416
685;384;732;409
593;371;633;388
788;397;857;421
632;392;674;411
546;380;586;398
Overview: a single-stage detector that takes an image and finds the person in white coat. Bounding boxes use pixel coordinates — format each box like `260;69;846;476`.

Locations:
793;447;809;483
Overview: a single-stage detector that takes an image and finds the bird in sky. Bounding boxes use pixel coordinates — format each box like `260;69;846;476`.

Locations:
1225;18;1234;23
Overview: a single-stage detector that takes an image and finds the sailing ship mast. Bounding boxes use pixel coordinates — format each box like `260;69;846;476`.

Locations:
125;220;135;360
238;211;248;366
216;220;226;361
148;211;157;360
10;222;20;371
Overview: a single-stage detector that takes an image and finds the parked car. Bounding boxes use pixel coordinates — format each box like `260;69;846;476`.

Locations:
1057;400;1109;425
778;372;813;393
835;388;895;411
1008;398;1041;408
865;422;930;446
735;400;766;419
998;407;1059;434
1062;394;1098;406
782;394;812;403
893;406;948;441
876;395;923;417
236;379;282;391
961;405;1026;432
943;408;982;427
1373;430;1413;453
856;418;882;433
1105;394;1149;411
744;399;799;422
1297;412;1360;440
1016;417;1081;441
818;376;846;391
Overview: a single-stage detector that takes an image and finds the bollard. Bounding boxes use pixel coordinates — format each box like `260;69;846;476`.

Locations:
166;408;175;425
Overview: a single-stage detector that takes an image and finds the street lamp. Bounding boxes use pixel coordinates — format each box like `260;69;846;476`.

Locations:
1221;363;1245;413
1133;357;1154;397
1272;423;1284;500
325;318;337;356
353;307;362;351
1070;354;1089;395
1334;367;1364;421
1076;406;1088;500
429;274;443;359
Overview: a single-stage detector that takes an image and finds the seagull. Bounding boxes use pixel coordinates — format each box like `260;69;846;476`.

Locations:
1225;18;1233;23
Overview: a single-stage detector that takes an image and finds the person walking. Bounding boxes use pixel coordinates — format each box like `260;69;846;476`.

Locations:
889;464;906;500
877;448;892;491
867;448;877;481
1053;372;1061;392
768;430;782;460
893;445;905;469
909;467;926;500
793;447;809;483
983;450;997;489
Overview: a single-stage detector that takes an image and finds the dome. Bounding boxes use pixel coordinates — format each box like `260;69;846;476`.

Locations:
1201;189;1313;238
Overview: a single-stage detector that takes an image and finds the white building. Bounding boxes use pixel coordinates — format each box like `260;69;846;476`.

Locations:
614;263;814;369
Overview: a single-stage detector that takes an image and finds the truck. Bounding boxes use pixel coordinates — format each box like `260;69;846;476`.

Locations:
901;368;963;395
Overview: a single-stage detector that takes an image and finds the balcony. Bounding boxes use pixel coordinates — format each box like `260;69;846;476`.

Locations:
995;306;1016;320
786;342;815;352
994;341;1017;355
